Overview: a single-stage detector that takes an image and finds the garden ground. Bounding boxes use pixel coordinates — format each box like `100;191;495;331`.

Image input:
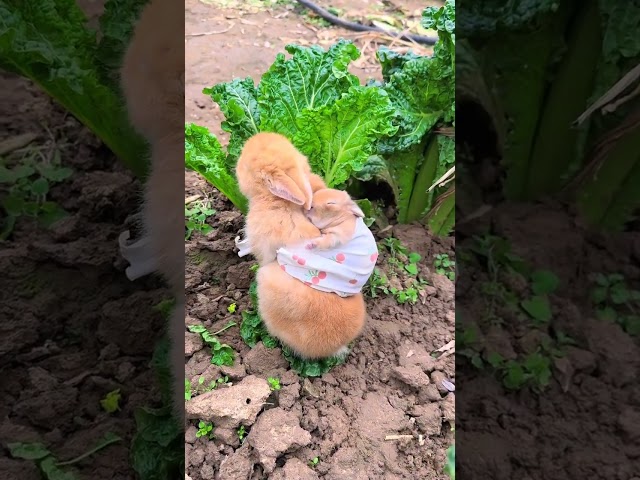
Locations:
185;0;453;479
0;71;168;478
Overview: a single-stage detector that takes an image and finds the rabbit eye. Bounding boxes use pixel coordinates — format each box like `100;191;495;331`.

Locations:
326;201;336;205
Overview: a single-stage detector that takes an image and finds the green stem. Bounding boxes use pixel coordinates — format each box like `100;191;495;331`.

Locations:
213;321;237;335
55;435;121;466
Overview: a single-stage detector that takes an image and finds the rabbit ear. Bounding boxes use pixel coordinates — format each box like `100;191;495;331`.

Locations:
264;171;306;205
348;201;365;218
302;177;313;211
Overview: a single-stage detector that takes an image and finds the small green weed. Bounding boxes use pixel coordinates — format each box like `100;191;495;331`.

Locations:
185;379;192;401
131;338;183;479
196;421;214;440
434;253;456;281
363;268;389;298
368;237;427;305
590;273;640;335
187;325;235;366
459;237;570;392
153;298;176;318
309;456;320;468
227;303;237;313
8;432;121;480
237;425;246;442
444;444;455;479
100;389;121;413
185;200;215;240
188;375;230;399
0;148;73;239
267;377;281;391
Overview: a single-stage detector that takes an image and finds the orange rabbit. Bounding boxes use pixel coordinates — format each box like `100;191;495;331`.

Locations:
236;133;367;358
235;132;327;265
120;0;184;421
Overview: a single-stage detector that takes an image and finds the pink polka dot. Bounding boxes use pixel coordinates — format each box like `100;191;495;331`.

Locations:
318;271;327;279
336;253;346;263
370;252;378;262
293;255;298;260
349;279;357;285
311;277;320;284
297;258;306;266
280;264;286;271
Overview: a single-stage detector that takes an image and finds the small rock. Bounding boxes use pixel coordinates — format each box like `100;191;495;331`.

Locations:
430;371;450;394
248;408;312;474
185;375;271;428
302;378;321;398
185;332;204;356
419;384;442;403
185;425;198;444
423;285;437;297
279;370;299;385
397;343;436;371
392;365;430;389
322;373;338;386
243;342;289;375
278;383;301;410
213;427;240;447
412;403;442;436
431;274;454;299
218;443;254;480
185;352;212;379
440;393;455;424
220;362;247;380
200;463;215;480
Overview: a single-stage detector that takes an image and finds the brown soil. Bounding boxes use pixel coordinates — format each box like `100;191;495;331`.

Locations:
456;73;640;478
456;202;640;479
0;72;169;478
184;171;455;479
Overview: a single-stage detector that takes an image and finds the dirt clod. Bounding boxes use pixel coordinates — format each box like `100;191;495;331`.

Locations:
185;375;271;428
412;403;442;436
247;408;312;474
218;443;254;480
397;343;437;371
430;371;450;395
243;342;289;376
185;332;205;356
392;365;431;389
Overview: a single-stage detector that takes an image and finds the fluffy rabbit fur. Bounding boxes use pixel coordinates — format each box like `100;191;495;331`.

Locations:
236;132;327;265
256;262;366;358
120;0;184;422
305;188;365;250
237;133;367;358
